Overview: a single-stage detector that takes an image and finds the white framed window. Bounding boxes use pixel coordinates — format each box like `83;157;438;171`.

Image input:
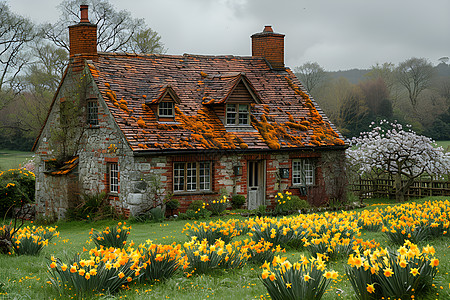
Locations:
292;159;315;186
173;161;211;192
186;162;197;191
159;102;174;117
173;163;185;192
87;100;98;125
199;162;211;190
226;104;249;125
109;163;119;193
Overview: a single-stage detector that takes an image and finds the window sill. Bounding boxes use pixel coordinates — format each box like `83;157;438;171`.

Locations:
173;190;215;196
224;125;257;132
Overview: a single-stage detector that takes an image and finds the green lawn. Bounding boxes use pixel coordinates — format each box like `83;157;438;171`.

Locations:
1;197;450;299
0;150;34;171
435;140;450;152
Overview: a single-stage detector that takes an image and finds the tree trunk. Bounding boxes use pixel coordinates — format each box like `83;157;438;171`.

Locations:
394;173;415;202
394;173;405;202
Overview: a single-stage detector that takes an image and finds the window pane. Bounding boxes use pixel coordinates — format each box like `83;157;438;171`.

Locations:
174;163;185;191
110;163;119;193
186;162;197;191
87;101;98;125
292;161;301;185
292;159;315;186
159;102;174;117
199;162;210;190
238;104;248;125
304;160;314;185
226;104;236;125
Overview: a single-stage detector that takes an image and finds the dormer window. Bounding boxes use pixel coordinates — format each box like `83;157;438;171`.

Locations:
146;85;180;122
226;104;249;126
159;102;174;117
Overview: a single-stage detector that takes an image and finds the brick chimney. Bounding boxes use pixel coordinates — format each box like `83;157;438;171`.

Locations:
251;26;285;69
68;5;97;58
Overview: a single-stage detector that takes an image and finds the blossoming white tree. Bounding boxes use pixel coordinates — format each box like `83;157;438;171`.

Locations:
347;120;450;201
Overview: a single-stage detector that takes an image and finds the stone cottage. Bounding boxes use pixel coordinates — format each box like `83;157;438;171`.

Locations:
33;5;347;219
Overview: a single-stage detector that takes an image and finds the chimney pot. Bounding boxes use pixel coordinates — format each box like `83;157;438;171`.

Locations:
263;25;273;32
80;5;89;23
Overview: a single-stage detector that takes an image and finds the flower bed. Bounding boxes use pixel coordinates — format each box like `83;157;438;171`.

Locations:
2;199;450;299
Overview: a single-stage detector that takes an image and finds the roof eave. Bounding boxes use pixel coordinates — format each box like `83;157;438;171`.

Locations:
132;144;348;157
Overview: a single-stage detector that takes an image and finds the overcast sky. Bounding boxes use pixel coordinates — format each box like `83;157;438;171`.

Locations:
8;0;450;71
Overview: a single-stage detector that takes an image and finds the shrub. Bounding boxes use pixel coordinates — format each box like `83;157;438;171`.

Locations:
0;169;35;217
165;196;179;216
149;207;165;223
274;191;292;215
231;194;246;209
260;255;337;300
66;192;114;221
208;195;229;215
287;196;310;211
255;205;268;216
273;192;310;215
179;201;211;220
188;200;206;212
89;222;131;248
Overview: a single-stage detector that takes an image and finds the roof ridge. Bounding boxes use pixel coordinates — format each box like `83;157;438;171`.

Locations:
96;52;264;61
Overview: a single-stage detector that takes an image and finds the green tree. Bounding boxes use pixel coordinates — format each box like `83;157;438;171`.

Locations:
0;43;68;151
43;0;165;54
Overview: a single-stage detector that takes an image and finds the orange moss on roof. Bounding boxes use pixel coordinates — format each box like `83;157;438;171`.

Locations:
283;75;344;146
49;157;79;176
137;117;146;128
88;53;345;151
88;64;99;77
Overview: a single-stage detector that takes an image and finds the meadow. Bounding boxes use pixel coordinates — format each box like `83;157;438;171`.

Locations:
0;150;34;171
436;140;450;152
1;196;450;300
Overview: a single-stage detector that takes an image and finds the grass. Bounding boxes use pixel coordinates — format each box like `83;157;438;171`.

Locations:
435;140;450;152
1;196;450;299
0;150;34;171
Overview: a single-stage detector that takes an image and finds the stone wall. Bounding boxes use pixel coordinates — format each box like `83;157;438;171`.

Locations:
35;64;347;219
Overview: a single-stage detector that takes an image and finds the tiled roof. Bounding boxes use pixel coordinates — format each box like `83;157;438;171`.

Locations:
87;53;345;152
48;156;79;175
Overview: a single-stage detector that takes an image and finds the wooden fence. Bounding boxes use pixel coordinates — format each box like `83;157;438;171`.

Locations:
349;176;450;199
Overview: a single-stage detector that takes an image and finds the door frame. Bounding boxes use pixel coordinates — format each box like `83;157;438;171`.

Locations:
247;160;266;209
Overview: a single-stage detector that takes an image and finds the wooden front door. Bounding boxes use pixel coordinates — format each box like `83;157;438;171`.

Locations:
247;160;265;210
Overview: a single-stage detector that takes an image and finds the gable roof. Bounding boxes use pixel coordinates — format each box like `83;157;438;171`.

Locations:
86;52;345;153
201;72;261;105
